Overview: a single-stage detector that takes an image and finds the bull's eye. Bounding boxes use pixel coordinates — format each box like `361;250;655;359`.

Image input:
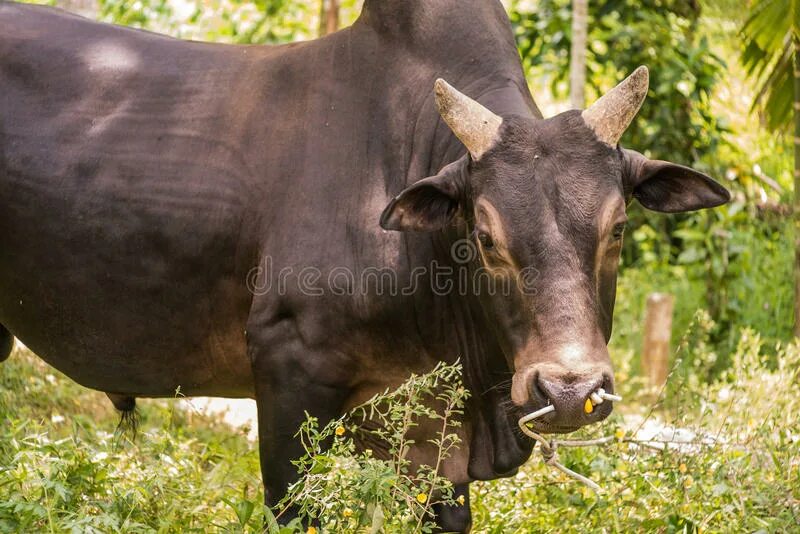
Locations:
612;222;626;241
478;232;494;250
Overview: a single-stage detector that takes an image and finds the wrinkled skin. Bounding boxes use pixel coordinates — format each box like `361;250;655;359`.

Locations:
0;1;728;531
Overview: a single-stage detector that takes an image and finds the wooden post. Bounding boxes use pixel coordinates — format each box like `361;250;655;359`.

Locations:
642;293;674;388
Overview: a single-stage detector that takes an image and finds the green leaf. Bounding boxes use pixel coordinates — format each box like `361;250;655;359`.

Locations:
740;0;799;131
262;504;281;534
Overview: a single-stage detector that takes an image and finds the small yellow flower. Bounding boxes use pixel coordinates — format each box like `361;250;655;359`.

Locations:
456;495;465;506
335;426;346;436
343;507;353;518
416;492;428;504
306;528;317;534
584;398;594;414
679;463;687;474
683;475;694;489
615;428;626;441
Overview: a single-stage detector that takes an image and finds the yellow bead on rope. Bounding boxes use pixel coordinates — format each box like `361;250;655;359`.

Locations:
584;397;594;414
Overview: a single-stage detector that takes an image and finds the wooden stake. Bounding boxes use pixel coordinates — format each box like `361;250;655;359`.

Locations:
642;293;674;388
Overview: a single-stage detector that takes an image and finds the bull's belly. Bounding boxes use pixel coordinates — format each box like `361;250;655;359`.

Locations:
0;296;255;399
0;277;255;398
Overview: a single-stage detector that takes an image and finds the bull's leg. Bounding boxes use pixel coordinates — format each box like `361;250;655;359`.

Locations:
0;324;13;362
248;331;348;523
432;483;472;533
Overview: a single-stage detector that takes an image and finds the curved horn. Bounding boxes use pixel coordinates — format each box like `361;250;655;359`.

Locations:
434;79;502;160
582;66;649;147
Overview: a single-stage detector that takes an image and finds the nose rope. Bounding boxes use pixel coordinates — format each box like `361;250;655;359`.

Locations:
518;389;622;493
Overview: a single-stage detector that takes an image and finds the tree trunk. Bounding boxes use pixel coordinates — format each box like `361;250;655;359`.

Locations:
793;35;800;337
319;0;340;37
569;0;588;109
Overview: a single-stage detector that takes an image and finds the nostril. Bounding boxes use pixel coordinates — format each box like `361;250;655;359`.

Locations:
527;371;548;404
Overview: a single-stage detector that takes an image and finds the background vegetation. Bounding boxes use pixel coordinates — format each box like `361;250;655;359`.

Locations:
2;0;799;532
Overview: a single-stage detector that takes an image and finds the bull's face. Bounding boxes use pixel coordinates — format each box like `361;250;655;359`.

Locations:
381;67;729;434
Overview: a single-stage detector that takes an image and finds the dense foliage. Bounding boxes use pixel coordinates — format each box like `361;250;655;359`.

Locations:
509;0;723;167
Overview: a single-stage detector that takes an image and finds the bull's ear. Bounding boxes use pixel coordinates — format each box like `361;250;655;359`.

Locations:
623;149;730;213
380;158;467;232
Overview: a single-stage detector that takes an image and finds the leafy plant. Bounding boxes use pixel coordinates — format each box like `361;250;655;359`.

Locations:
277;361;468;533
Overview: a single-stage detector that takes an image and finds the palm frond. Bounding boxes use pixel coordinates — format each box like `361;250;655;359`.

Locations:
739;0;799;132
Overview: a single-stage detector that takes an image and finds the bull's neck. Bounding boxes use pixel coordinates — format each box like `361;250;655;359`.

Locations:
350;7;539;382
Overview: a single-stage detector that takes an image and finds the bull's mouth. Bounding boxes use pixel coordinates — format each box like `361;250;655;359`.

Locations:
531;423;583;433
519;405;613;434
508;405;583;435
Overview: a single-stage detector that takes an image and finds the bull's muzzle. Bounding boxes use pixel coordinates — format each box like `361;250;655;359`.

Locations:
514;361;616;432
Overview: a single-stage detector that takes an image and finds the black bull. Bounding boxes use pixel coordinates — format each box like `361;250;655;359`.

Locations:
0;0;729;530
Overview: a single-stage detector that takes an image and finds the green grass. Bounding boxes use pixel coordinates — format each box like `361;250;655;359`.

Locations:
0;350;265;533
1;326;799;532
472;327;800;532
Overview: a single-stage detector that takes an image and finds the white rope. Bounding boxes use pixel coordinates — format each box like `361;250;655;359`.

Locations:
517;389;622;494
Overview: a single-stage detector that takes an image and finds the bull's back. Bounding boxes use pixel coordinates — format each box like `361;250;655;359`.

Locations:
0;3;257;397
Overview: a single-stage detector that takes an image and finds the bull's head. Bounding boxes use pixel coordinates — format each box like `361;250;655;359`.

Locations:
380;67;729;434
